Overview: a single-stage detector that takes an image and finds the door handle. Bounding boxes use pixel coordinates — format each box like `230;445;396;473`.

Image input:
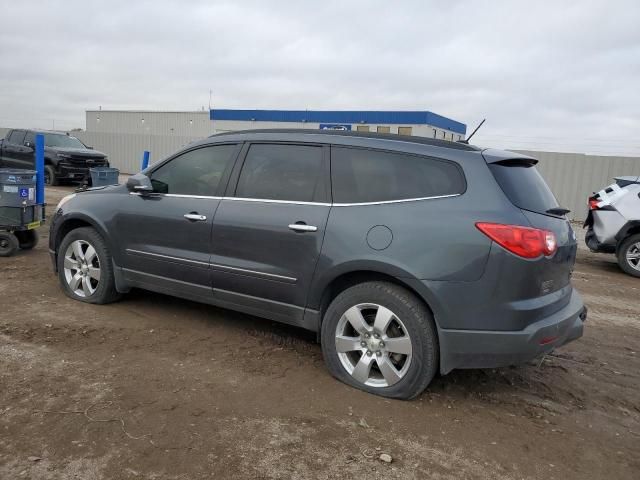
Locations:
184;213;207;222
288;223;318;232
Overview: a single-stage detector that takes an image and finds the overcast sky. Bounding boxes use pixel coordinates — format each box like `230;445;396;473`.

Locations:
1;0;639;155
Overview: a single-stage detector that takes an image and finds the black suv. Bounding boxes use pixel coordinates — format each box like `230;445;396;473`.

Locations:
49;129;586;399
0;129;108;185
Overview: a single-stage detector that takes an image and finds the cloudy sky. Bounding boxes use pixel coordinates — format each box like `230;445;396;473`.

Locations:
1;0;639;155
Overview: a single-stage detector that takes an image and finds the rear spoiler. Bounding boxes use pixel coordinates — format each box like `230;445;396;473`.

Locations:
481;148;538;166
614;176;640;187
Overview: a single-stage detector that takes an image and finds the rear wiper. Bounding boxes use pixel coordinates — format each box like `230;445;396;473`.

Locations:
546;207;571;216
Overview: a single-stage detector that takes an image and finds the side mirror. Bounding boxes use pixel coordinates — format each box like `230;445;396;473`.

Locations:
126;173;154;194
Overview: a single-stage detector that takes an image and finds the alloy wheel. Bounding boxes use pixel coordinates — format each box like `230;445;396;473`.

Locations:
626;242;640;271
335;303;413;388
63;240;101;297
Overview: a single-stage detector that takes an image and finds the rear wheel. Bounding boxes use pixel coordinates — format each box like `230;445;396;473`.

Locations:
321;281;438;399
617;234;640;278
0;232;19;257
57;227;121;303
14;230;39;250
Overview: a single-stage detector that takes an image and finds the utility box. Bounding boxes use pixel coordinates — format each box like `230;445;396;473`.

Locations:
0;168;41;228
0;169;37;207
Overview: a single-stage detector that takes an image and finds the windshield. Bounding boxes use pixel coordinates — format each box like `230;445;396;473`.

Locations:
44;133;85;149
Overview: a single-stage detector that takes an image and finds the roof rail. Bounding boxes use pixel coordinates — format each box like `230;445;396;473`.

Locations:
209;129;481;151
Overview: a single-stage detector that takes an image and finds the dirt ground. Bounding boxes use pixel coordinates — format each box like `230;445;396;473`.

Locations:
1;186;638;480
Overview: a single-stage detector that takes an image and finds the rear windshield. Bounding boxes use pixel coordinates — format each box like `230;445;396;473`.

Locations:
489;161;559;214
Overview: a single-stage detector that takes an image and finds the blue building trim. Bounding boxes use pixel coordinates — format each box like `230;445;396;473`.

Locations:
210;109;466;134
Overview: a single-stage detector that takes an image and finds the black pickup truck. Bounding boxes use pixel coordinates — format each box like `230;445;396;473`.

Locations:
0;129;108;185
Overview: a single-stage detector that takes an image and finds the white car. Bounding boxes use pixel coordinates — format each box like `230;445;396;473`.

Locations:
584;176;640;277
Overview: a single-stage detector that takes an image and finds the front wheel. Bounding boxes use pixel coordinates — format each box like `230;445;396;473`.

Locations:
57;227;121;303
617;234;640;278
44;165;58;186
321;281;438;399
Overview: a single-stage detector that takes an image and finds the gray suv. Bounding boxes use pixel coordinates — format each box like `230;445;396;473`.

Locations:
49;130;586;399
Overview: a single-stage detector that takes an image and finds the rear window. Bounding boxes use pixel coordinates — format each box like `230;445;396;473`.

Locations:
331;147;466;204
489;161;559;214
236;144;324;202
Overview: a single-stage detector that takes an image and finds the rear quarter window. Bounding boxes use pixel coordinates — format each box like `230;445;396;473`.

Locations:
331;147;466;204
489;160;559;214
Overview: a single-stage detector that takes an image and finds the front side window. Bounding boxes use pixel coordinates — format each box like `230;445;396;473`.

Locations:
150;144;237;196
235;144;323;202
331;147;466;204
9;130;26;144
23;131;35;146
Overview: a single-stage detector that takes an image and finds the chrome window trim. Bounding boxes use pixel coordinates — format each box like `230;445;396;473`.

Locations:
223;196;330;207
332;193;461;206
165;193;223;199
126;248;209;267
128;192;222;200
129;192;460;206
211;263;297;283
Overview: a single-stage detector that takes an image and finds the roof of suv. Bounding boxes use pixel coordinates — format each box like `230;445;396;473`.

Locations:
10;128;72;136
209;129;481;152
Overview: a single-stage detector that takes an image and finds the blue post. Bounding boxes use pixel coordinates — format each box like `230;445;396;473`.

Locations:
35;134;45;204
141;150;150;170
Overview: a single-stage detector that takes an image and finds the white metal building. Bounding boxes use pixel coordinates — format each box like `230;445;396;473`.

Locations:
86;109;467;141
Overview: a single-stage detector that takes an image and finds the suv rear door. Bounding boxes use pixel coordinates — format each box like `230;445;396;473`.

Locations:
209;142;330;327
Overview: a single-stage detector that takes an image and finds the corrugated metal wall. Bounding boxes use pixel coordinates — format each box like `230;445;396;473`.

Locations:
1;127;638;220
86;111;214;137
73;131;202;174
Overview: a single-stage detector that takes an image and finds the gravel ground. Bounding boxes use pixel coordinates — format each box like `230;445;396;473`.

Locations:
0;186;638;479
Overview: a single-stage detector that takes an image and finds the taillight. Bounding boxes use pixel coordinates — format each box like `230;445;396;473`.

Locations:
475;222;557;259
588;198;600;210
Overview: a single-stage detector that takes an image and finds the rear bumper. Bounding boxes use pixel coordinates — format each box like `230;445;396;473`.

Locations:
438;289;586;374
585;227;615;253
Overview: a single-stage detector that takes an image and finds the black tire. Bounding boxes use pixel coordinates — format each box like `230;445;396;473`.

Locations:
617;234;640;278
57;227;121;304
321;281;439;400
0;232;19;257
14;230;39;250
44;165;58;186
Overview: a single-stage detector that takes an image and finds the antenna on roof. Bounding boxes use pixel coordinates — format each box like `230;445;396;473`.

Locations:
461;118;485;144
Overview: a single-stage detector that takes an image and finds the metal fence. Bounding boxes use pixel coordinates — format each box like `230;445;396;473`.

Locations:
1;128;638;220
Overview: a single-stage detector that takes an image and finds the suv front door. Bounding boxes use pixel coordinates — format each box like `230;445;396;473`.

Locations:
210;142;330;327
115;143;240;301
